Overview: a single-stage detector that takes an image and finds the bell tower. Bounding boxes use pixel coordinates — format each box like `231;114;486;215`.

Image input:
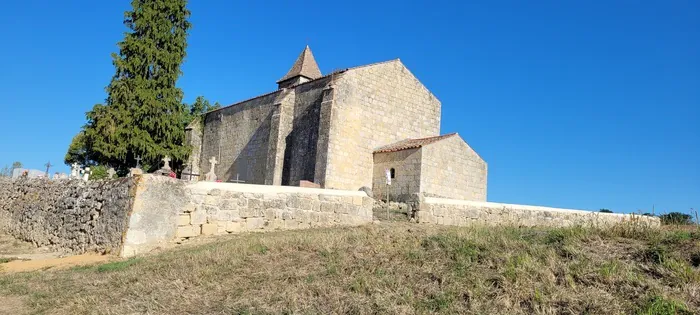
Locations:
277;46;322;89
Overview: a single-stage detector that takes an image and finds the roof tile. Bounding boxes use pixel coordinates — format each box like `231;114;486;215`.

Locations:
373;133;457;153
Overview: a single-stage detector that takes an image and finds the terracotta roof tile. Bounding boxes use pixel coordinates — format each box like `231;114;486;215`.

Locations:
373;133;457;153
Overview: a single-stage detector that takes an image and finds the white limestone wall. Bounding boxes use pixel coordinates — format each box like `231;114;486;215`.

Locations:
416;197;660;228
174;181;374;240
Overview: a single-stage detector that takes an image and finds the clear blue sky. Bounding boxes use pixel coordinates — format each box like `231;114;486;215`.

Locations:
0;1;697;214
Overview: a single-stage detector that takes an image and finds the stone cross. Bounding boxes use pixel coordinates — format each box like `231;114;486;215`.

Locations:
162;156;171;170
44;161;52;177
135;155;142;168
82;167;91;182
70;163;80;178
107;167;116;179
205;156;218;182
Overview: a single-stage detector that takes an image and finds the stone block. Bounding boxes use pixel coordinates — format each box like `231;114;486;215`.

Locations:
268;218;285;230
352;196;363;206
190;211;207;225
218;199;239;211
216;210;239;222
177;214;191;226
264;198;285;209
201;223;218;235
246;217;265;230
222;191;242;199
320;202;335;213
205;195;218;206
240;207;262;218
226;221;244;233
204;205;219;215
176;226;199;238
248;198;263;210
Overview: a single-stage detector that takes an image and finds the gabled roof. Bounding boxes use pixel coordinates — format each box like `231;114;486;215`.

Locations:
277;45;322;83
374;133;457;153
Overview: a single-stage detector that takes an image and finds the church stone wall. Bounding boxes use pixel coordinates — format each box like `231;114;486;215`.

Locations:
420;135;487;201
282;77;331;186
200;91;282;184
324;60;441;190
372;148;422;201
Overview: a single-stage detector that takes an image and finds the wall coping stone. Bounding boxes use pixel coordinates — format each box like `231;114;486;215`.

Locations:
188;182;369;197
424;197;647;218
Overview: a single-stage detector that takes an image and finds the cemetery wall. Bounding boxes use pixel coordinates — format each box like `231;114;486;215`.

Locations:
171;181;374;247
0;177;135;253
415;197;661;228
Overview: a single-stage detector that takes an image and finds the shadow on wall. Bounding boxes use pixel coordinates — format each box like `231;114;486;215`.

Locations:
227;111;273;184
281;95;321;186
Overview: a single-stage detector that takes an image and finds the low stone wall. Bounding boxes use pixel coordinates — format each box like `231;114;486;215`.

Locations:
173;181;374;240
0;177;135;253
416;197;660;228
1;175;661;258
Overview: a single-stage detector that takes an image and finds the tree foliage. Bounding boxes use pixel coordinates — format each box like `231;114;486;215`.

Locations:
185;96;220;127
89;165;109;181
599;209;613;213
0;166;10;177
78;0;192;172
659;212;693;225
65;132;91;166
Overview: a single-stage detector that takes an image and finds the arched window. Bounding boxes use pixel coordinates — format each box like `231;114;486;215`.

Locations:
390;168;396;179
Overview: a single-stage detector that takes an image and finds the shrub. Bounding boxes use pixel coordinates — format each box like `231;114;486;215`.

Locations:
659;212;693;225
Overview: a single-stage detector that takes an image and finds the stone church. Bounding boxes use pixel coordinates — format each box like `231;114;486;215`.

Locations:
185;46;487;201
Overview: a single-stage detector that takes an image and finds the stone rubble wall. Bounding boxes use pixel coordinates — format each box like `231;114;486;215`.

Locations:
0;177;136;253
173;181;374;241
416;197;660;228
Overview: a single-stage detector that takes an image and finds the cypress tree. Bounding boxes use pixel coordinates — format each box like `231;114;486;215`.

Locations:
83;0;191;171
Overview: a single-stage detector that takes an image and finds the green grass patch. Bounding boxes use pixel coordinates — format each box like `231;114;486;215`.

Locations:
637;296;691;315
96;258;142;273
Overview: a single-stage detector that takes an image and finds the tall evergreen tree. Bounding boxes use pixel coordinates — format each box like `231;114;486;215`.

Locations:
185;96;221;126
82;0;191;171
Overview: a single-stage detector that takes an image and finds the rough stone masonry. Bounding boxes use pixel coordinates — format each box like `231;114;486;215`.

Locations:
0;175;375;257
0;177;135;253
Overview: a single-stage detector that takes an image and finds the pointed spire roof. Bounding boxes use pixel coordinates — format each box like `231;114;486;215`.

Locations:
277;45;322;83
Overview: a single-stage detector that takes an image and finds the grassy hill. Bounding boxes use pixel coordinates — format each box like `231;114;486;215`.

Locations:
1;222;699;314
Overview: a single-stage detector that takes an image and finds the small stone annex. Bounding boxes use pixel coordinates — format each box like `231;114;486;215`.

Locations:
184;46;487;202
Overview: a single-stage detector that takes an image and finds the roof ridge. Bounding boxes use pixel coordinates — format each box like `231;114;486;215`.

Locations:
202;89;283;115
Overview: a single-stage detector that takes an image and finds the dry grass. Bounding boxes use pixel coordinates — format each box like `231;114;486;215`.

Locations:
1;222;700;314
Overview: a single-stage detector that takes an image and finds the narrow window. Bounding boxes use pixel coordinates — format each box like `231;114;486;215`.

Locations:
390;168;396;179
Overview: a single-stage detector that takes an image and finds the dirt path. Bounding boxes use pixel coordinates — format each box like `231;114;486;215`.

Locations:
0;232;112;273
1;253;110;273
